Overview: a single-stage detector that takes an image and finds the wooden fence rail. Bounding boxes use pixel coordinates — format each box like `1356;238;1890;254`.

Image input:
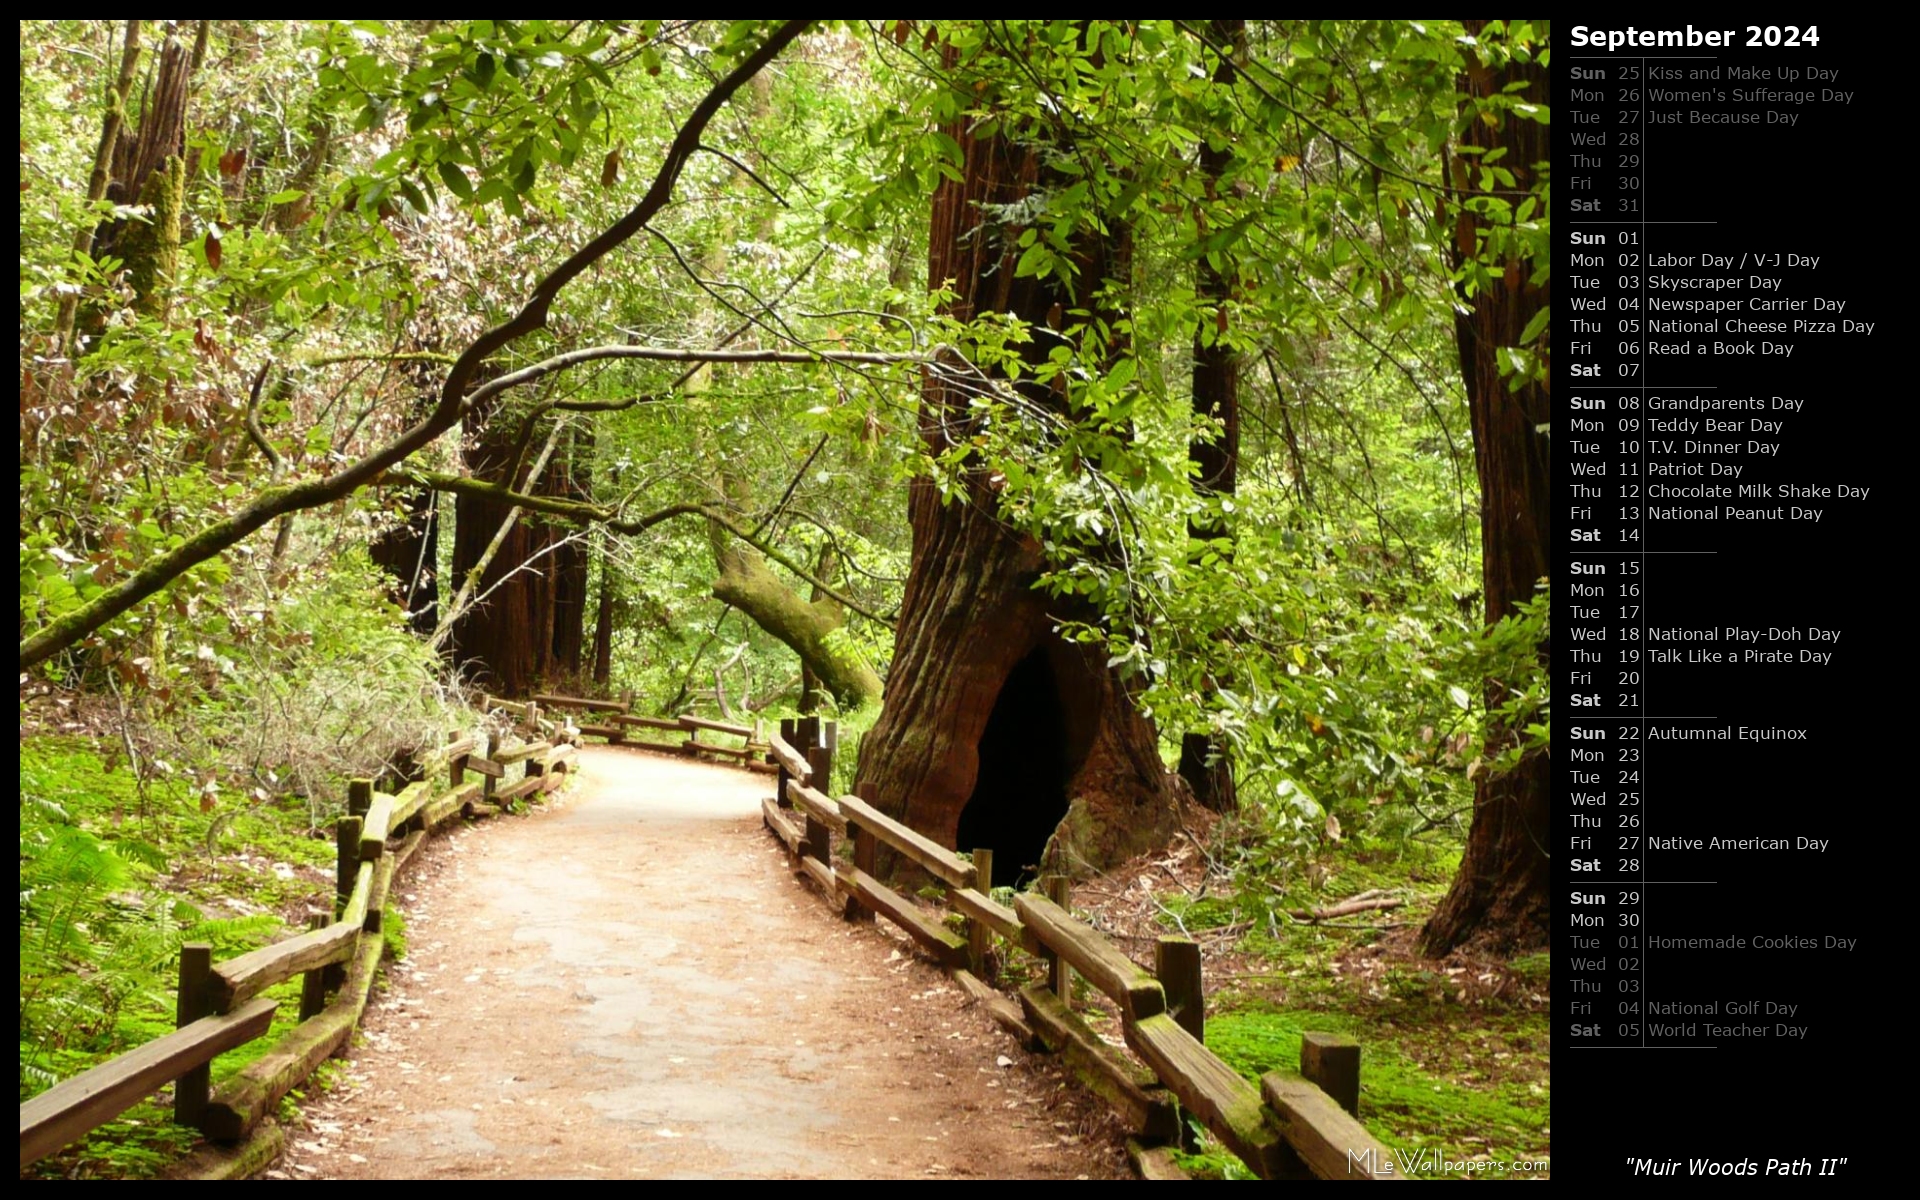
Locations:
536;690;777;774
17;709;577;1174
758;717;1400;1182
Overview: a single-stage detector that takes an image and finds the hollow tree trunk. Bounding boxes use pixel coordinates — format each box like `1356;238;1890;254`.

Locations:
1177;18;1246;815
855;62;1180;875
1422;22;1551;956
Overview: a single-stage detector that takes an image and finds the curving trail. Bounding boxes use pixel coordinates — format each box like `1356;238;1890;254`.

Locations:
271;745;1120;1180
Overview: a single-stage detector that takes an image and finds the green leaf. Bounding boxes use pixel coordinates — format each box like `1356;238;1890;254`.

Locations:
1518;305;1550;345
437;160;474;200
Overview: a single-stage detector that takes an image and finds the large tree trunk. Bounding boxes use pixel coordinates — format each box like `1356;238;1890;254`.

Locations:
1422;23;1551;956
1177;18;1245;815
856;65;1180;881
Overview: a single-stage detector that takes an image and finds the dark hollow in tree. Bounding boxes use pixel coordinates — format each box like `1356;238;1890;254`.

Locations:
956;649;1070;888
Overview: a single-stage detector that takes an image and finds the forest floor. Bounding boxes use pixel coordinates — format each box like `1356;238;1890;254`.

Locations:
271;745;1124;1180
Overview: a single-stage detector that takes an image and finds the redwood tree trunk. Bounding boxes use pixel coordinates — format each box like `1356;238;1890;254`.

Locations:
1422;24;1552;956
1177;17;1245;815
449;415;565;697
856;68;1179;876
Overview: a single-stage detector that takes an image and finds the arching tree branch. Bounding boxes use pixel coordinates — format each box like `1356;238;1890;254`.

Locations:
19;19;815;670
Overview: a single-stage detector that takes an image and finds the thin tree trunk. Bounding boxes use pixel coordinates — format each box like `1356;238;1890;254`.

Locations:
591;528;616;687
1422;22;1551;956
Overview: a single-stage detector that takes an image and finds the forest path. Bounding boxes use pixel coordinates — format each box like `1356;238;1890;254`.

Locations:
271;745;1118;1180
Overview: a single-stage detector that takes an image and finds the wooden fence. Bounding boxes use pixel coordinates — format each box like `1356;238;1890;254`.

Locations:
18;712;577;1176
523;692;777;775
760;719;1402;1182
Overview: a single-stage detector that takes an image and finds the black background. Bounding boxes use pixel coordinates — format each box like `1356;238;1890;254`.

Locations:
1560;27;1874;1176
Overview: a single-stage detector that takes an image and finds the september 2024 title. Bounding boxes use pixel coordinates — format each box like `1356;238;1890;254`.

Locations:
1568;26;1823;50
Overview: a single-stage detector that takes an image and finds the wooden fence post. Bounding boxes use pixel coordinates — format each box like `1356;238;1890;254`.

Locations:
1156;936;1205;1042
841;785;877;923
526;701;541;739
329;809;363;992
1300;1032;1362;1117
298;915;329;1020
335;815;362;915
348;778;373;818
776;718;796;807
803;741;835;874
173;943;213;1126
482;731;499;803
968;848;995;976
447;728;466;791
1043;875;1073;1006
807;742;833;802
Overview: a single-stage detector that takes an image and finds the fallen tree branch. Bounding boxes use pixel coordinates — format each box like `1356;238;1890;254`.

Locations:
1285;897;1405;922
19;19;814;670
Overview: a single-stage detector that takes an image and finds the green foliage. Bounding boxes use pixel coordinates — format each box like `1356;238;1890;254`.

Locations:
19;741;282;1098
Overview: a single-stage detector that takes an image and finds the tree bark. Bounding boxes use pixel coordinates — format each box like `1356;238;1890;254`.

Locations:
1422;23;1552;956
856;52;1180;873
1177;18;1246;815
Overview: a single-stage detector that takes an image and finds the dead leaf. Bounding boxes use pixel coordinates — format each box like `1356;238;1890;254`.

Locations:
600;147;621;189
1324;813;1343;842
218;148;247;177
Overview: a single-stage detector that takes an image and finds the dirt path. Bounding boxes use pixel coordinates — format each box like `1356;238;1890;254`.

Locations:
272;746;1124;1180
